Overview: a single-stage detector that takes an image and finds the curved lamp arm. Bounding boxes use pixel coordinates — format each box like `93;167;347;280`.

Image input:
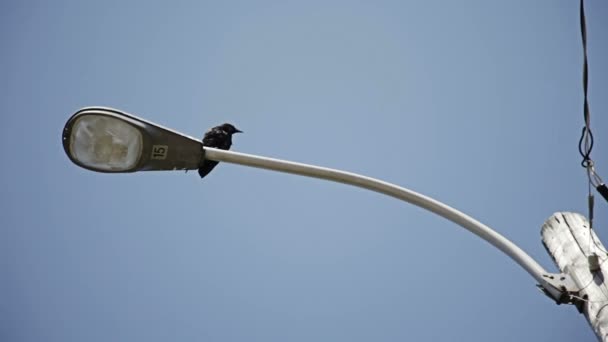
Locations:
60;107;568;302
204;147;565;300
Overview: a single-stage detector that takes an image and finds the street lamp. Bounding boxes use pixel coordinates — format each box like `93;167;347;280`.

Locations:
63;106;600;338
62;107;203;173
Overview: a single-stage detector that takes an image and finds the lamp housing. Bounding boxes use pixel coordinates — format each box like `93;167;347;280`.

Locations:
62;107;203;173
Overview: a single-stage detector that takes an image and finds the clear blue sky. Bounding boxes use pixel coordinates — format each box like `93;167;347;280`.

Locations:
2;1;608;341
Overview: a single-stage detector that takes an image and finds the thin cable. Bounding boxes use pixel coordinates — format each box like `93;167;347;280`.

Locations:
571;294;608;304
571;260;608;303
578;0;594;168
567;268;607;303
576;0;608;244
588;164;605;188
578;128;594;167
577;1;608;207
578;0;595;236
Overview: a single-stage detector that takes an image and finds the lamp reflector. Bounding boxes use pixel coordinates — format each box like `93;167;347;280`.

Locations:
69;115;143;171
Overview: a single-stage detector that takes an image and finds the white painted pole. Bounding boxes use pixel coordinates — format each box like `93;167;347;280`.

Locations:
543;212;608;341
203;147;563;299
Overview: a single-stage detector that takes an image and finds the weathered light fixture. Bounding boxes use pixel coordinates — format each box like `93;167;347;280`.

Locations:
62;107;203;173
62;106;589;334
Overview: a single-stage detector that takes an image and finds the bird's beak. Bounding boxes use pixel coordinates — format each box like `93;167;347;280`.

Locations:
235;129;243;133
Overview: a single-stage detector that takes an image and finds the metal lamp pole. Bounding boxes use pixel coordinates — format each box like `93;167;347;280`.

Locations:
204;147;563;294
62;107;604;340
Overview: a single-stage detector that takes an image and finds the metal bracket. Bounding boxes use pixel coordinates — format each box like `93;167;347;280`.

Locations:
537;273;584;309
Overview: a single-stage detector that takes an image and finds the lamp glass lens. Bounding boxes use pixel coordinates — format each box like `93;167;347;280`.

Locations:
69;115;143;171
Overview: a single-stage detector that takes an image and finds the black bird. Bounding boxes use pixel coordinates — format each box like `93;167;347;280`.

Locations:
198;123;242;178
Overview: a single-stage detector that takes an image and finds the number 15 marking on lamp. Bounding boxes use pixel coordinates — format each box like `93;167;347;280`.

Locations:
151;145;168;160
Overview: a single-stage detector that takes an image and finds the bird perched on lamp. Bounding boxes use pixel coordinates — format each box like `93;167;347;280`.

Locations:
198;123;242;178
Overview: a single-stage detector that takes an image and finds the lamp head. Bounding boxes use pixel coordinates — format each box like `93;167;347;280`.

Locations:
62;107;204;173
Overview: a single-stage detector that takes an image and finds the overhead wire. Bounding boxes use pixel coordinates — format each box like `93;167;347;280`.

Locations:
577;0;607;235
